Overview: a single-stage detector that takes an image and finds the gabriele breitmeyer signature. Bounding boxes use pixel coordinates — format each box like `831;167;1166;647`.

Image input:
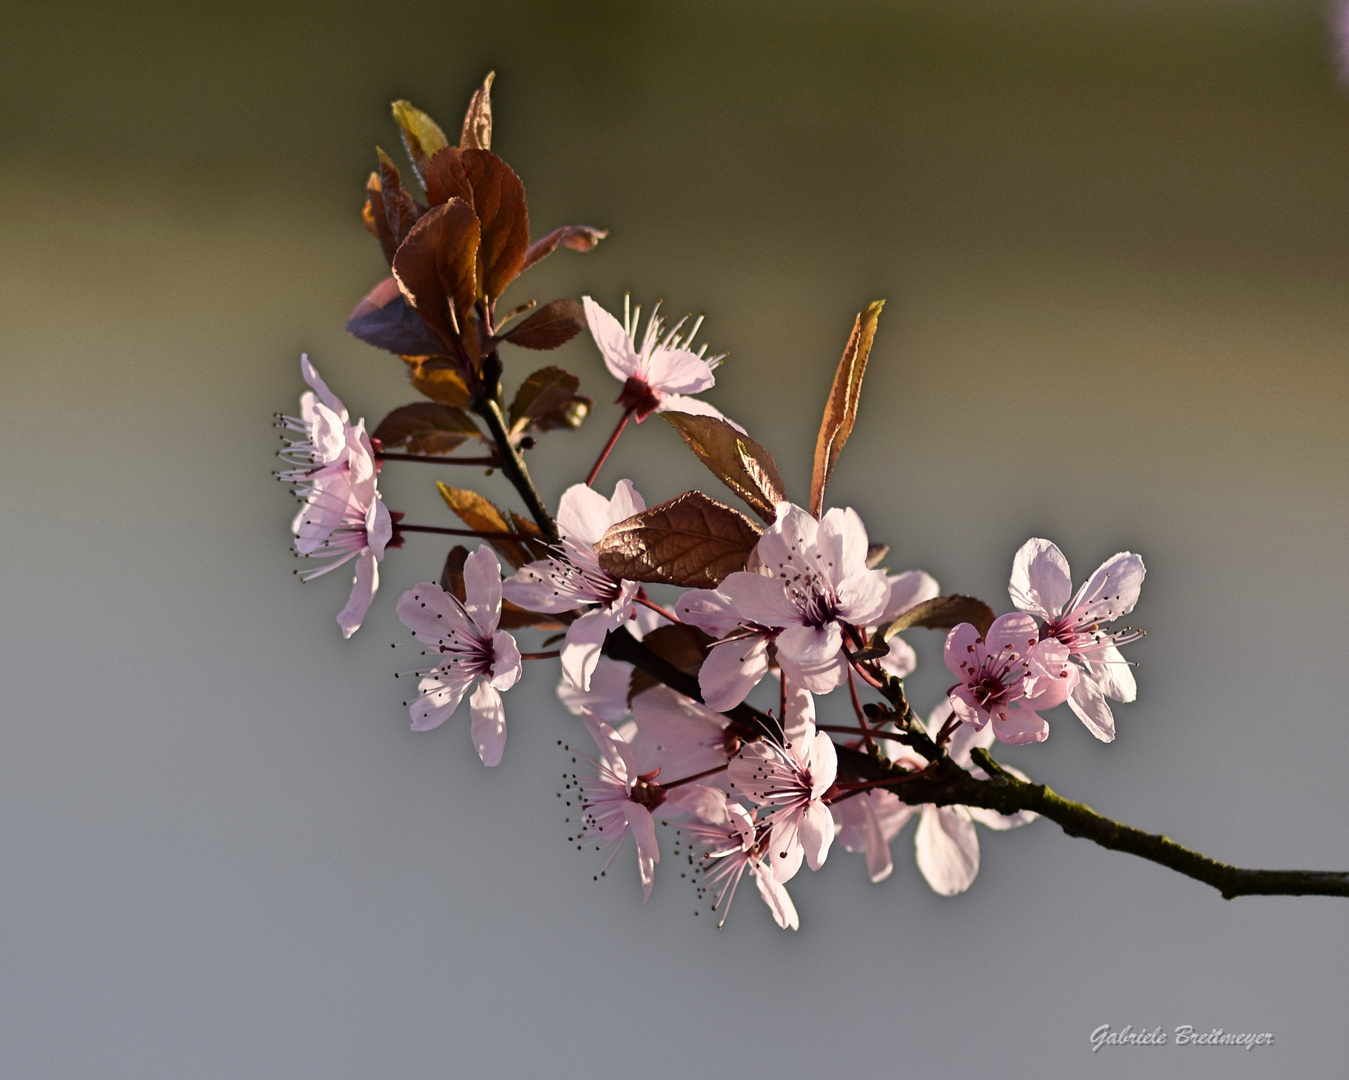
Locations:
1091;1024;1274;1053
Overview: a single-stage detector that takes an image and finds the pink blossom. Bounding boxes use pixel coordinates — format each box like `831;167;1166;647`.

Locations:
623;685;737;781
1009;538;1145;742
555;606;666;723
665;785;797;929
567;714;663;901
582;295;740;426
726;698;837;882
276;355;356;492
678;503;891;708
944;612;1075;745
395;547;522;766
291;424;392;639
502;480;645;692
832;706;1037;892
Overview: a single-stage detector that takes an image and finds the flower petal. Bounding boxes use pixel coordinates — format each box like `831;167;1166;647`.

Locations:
698;635;771;711
625;803;660;902
489;630;522;691
300;353;348;419
881;570;941;622
715;571;799;629
753;865;799;930
990;704;1050;745
337;551;379;638
799;799;835;872
1085;645;1137;703
583;296;641;382
915;805;980;896
776;622;841;666
653;395;745;432
1067;667;1116;742
468;682;507;766
582;713;636;783
461;545;504;636
561;608;618;691
557;482;622;547
410;670;471;731
1009;538;1072;618
1079;551;1146;620
985;611;1040;657
643;346;715;396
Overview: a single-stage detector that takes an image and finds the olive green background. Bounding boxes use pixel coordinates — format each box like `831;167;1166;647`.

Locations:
3;2;1347;1076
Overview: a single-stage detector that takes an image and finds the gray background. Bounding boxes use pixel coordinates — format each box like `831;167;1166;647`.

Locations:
2;1;1347;1076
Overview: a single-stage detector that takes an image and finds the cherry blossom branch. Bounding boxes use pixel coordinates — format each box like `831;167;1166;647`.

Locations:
606;629;1349;901
470;348;559;542
825;742;1349;900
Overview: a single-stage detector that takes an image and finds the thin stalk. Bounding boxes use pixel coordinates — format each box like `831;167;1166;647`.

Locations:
661;763;729;791
397;524;528;540
378;452;498;467
586;407;634;486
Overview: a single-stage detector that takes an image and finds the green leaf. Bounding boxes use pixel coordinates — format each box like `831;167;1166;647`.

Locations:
391;100;449;185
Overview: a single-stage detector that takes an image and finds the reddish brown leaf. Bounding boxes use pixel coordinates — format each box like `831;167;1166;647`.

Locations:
461;149;529;300
595;491;762;589
627;624;714;703
520;224;609;273
507;365;592;434
407;359;472;407
391;198;480;348
424;146;474;208
860;595;998;660
374;403;482;455
498;299;586;351
375;150;425;260
459;72;495;151
347;276;446;357
661;414;787;524
810;300;884;518
391;100;449;185
436;483;535;569
361;172;380;239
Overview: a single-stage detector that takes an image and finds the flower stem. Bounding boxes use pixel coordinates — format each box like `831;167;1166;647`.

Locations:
377;452;498;466
397;524;530;540
661;763;729;791
519;650;561;660
635;592;681;624
585;407;634;487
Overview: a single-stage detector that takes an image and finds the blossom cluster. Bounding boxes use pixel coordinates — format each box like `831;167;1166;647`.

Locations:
275;76;1150;929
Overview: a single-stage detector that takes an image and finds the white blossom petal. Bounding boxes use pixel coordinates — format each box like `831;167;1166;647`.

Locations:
915;805;980;896
469;682;507;766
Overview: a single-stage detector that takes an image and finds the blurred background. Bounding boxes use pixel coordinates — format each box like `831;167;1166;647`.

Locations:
3;1;1347;1076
